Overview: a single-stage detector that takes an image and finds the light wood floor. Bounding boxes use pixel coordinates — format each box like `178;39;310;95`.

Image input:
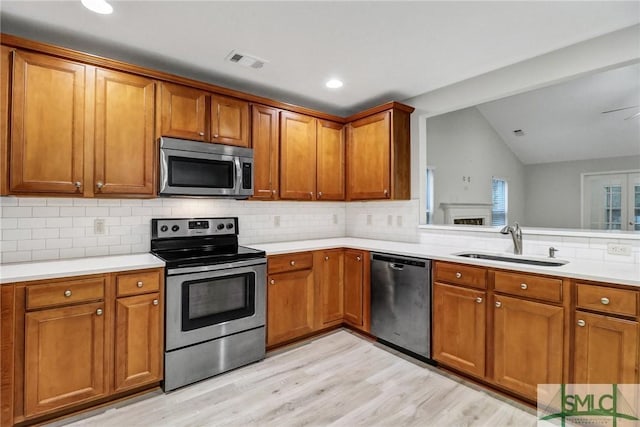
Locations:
57;330;536;427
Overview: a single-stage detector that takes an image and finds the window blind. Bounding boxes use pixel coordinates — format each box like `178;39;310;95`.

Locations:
492;178;507;226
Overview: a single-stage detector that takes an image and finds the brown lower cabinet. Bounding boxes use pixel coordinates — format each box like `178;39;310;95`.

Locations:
267;249;369;348
1;268;164;426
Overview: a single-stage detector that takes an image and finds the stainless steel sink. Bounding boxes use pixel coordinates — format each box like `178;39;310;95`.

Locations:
455;252;569;267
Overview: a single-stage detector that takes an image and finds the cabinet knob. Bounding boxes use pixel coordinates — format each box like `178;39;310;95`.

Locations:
272;189;276;194
213;134;219;138
64;290;72;297
495;301;502;308
290;260;296;266
318;192;323;199
199;132;205;136
357;256;361;261
520;283;528;290
153;299;159;306
96;181;104;190
309;192;314;198
74;181;82;188
325;256;329;261
137;281;143;288
455;272;462;279
475;297;483;304
577;319;586;327
96;308;103;316
600;297;610;305
384;189;389;197
270;279;275;285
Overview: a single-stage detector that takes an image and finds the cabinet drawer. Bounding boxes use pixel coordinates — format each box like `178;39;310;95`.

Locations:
433;262;486;289
268;252;313;274
576;283;637;317
26;277;105;310
494;271;562;303
117;270;161;297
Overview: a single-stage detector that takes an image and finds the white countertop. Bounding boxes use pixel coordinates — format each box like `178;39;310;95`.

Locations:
0;253;165;284
250;237;640;287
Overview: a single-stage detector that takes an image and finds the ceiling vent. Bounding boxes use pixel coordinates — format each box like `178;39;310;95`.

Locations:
513;129;525;136
226;50;268;69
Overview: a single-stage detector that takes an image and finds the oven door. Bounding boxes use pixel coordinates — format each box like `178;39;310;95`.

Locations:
165;260;266;351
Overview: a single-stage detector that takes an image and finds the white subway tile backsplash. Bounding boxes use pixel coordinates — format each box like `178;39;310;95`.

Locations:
17;239;46;251
18;218;46;228
1;251;31;263
46;238;73;249
2;207;32;217
0;218;18;229
33;207;59;217
33;228;60;239
60;207;87;217
3;229;32;240
45;217;73;228
85;246;109;257
32;249;59;261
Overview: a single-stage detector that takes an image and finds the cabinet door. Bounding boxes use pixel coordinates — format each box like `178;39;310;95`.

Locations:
1;46;12;195
24;302;106;417
267;269;314;346
280;111;317;200
432;282;486;378
493;295;564;401
10;51;86;195
347;111;390;200
210;94;249;147
115;293;162;392
344;250;365;329
160;82;207;141
574;311;638;384
94;69;155;196
316;120;345;200
316;249;344;326
251;105;279;200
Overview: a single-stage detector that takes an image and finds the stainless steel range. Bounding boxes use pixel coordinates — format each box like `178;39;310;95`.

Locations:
150;217;266;391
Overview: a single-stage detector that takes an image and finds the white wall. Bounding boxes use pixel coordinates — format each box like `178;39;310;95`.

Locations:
426;107;525;225
524;155;640;228
404;24;640;223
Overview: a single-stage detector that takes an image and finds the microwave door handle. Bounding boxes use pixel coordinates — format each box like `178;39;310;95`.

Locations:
234;157;242;192
160;150;169;193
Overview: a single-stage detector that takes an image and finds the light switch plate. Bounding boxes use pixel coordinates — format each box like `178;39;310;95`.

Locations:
607;243;632;256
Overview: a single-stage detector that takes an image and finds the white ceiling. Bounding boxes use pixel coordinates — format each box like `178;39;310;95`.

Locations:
476;62;640;165
1;1;639;116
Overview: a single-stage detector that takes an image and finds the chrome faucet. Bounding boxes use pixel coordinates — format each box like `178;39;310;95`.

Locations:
500;223;522;255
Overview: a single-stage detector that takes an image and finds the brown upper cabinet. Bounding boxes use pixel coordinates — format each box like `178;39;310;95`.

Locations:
159;82;249;147
251;104;280;200
280;111;345;201
9;50;87;195
7;50;156;197
346;106;412;200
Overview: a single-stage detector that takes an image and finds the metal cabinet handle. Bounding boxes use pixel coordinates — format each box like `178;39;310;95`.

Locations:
495;301;502;308
318;192;323;199
270;279;275;285
290;260;296;266
96;308;103;316
153;299;159;306
455;272;462;279
137;281;143;288
577;319;586;327
325;256;329;261
520;283;528;290
96;181;104;190
74;181;82;188
601;297;610;305
64;290;72;297
357;256;361;261
475;297;483;304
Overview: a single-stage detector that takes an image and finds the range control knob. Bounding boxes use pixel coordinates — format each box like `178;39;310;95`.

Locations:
171;225;180;232
217;223;225;230
226;223;234;229
160;225;168;232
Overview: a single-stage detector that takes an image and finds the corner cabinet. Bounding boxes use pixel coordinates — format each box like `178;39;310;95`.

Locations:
0;268;164;426
346;104;412;200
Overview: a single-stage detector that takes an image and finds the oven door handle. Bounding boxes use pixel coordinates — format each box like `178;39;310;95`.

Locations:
166;257;267;275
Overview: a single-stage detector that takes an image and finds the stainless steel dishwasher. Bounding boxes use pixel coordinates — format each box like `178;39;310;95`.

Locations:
370;252;431;359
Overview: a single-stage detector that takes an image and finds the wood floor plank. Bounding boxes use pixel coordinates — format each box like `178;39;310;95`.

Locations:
55;330;535;427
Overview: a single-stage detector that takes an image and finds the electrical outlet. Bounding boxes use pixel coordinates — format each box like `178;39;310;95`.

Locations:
273;215;280;227
396;216;403;227
366;215;372;225
94;218;106;235
387;215;393;226
332;214;338;225
607;243;632;256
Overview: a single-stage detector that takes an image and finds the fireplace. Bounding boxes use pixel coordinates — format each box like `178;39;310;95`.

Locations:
440;203;492;225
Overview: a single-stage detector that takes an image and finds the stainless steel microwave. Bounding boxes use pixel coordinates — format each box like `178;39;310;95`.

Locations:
159;137;253;198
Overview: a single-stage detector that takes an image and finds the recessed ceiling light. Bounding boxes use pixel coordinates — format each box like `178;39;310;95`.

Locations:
325;79;343;89
81;0;113;15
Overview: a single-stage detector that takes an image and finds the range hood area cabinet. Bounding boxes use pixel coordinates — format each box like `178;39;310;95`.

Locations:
160;82;250;148
0;36;413;201
2;49;155;197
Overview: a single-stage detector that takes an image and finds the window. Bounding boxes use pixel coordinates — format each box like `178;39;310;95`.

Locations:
583;172;640;231
491;178;508;226
426;168;434;224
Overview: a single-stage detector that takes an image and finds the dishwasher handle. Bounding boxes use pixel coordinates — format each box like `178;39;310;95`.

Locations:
389;263;405;271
